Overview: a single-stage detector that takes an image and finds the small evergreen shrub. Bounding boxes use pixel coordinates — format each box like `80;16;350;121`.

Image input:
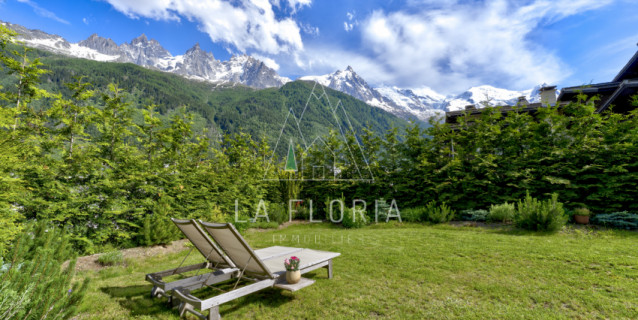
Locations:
459;209;489;222
341;206;368;229
0;221;88;319
488;202;516;223
424;201;455;224
268;203;289;224
401;207;427;222
591;212;638;230
98;250;123;266
514;192;567;232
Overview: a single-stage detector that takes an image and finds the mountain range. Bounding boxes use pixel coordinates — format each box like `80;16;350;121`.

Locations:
3;21;548;122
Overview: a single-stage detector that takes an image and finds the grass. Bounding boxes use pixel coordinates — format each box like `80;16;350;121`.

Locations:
97;250;124;266
75;223;638;319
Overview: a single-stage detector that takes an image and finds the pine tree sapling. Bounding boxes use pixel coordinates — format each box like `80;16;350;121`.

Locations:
1;221;89;320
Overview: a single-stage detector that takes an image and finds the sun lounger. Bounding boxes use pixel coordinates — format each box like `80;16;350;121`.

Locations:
145;218;237;301
146;219;310;302
170;221;340;320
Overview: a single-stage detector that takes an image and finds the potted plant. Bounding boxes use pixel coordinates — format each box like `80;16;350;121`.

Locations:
573;208;591;224
284;256;301;284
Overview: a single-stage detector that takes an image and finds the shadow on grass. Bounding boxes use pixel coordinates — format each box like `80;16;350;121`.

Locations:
221;287;293;316
100;284;176;317
100;281;301;318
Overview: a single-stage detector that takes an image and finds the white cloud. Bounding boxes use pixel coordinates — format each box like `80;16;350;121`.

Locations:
17;0;70;25
301;23;319;36
343;11;358;33
284;0;311;14
104;0;308;54
352;0;614;93
82;17;89;25
344;22;353;32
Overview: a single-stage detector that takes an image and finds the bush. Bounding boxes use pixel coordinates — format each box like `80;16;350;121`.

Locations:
98;250;124;266
591;212;638;229
488;202;516;223
268;203;289;224
401;207;427;222
514;192;567;232
0;221;88;319
341;206;368;229
459;209;489;222
424;201;455;224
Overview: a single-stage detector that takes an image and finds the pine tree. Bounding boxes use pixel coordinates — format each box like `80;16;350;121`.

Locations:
0;221;89;319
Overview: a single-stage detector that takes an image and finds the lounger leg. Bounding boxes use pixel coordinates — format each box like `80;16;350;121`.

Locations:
208;306;221;320
325;260;333;279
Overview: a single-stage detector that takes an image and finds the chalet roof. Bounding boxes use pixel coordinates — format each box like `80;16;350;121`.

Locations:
557;81;620;107
596;80;638;113
613;49;638;82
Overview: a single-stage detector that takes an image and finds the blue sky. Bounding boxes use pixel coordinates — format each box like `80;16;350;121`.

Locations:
1;0;637;95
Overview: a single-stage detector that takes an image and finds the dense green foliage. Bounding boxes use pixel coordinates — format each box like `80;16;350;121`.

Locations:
0;221;88;319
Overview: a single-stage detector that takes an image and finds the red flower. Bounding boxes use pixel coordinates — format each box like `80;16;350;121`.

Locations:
291;256;299;260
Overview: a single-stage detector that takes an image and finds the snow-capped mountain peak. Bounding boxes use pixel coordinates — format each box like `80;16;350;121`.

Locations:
4;21;288;89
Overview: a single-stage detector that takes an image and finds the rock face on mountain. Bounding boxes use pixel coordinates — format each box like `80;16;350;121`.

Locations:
78;34;120;56
2;21;288;89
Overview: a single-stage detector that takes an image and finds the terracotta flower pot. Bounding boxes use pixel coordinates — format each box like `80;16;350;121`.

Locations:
286;270;301;284
574;215;590;224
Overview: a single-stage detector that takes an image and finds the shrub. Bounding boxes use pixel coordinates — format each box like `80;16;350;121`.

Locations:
514;192;567;232
268;203;289;224
341;206;368;229
488;202;516;223
459;209;489;222
424;201;455;224
591;212;638;229
98;250;124;266
401;207;427;222
573;208;591;217
0;221;88;319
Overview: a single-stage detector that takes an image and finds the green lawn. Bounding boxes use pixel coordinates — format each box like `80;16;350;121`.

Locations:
76;223;638;319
